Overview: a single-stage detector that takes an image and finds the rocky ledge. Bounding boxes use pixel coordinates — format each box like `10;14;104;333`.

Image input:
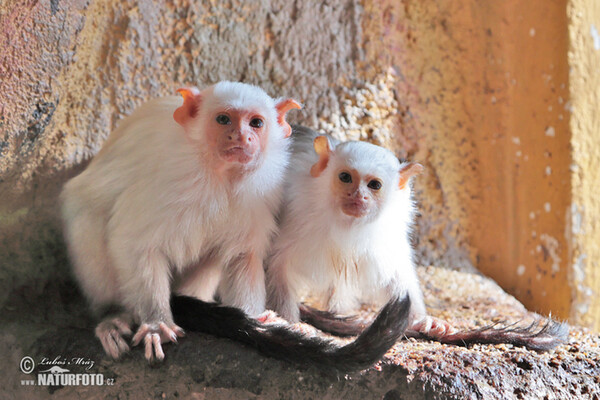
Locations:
1;266;598;399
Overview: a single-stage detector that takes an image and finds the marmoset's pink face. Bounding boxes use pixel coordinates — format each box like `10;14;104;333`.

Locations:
332;168;386;219
174;86;301;172
207;108;267;165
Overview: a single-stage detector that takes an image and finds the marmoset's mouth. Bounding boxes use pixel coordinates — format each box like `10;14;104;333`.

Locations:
221;146;253;164
341;200;369;218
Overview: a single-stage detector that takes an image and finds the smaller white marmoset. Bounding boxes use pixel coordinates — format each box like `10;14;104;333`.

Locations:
267;126;568;351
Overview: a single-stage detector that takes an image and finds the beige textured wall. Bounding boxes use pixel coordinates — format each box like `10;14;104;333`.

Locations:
0;0;598;328
567;0;600;328
0;0;382;307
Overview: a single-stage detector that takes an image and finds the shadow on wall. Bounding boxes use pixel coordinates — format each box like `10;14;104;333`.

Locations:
0;161;90;318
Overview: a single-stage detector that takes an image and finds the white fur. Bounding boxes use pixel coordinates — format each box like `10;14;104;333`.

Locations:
267;131;426;322
61;82;291;328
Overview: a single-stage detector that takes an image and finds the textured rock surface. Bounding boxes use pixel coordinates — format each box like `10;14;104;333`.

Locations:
2;266;599;399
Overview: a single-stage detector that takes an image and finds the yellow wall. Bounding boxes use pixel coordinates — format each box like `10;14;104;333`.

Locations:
567;0;600;328
360;0;598;328
470;2;573;319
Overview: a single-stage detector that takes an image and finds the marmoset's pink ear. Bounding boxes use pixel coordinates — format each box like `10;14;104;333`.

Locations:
275;99;302;138
398;162;423;189
174;87;202;127
310;136;332;177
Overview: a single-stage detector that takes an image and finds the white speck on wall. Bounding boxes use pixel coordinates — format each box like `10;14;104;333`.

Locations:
544;202;551;212
517;264;526;276
530;28;536;37
532;230;537;238
575;302;590;316
540;233;561;273
545;166;552;175
591;24;600;50
558;96;564;104
571;203;583;235
545;126;555;137
516;150;522;157
536;273;542;281
558;114;563;121
491;96;497;104
572;253;593;319
548;105;553;112
512;137;521;145
570;163;580;172
529;212;536;220
573;253;587;282
564;101;573;112
542;74;553;84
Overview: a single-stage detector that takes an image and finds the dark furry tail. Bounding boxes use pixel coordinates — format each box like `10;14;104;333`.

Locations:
171;295;410;373
300;305;568;351
429;319;569;351
300;305;366;337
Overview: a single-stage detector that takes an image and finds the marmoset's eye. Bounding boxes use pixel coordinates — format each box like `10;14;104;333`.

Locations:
367;180;382;190
339;172;352;183
216;115;231;125
249;118;264;128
